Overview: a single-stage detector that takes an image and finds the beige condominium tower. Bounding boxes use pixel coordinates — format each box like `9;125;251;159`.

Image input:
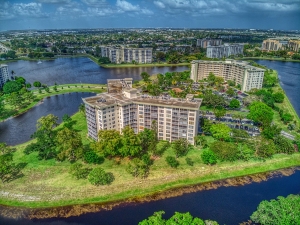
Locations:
190;59;265;92
82;79;201;145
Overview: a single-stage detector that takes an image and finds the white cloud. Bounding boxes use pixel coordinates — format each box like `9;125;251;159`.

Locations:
0;2;48;20
36;0;71;3
81;0;108;7
116;0;140;11
154;1;165;8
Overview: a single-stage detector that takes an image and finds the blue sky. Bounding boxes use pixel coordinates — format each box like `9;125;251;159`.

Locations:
0;0;299;31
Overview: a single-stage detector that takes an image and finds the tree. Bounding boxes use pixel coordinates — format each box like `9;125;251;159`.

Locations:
79;103;85;115
138;128;154;153
210;141;238;162
281;113;293;124
203;93;225;109
261;124;281;139
229;99;240;109
251;137;275;159
273;92;284;103
247;101;274;127
231;129;250;142
126;158;150;178
6;92;22;109
93;130;122;157
84;150;104;164
201;150;217;165
25;114;59;160
15;76;26;85
3;81;22;94
172;138;190;157
120;126;142;157
165;156;179;168
69;163;91;180
194;135;208;148
274;136;294;154
210;123;231;141
251;195;300;225
26;83;32;89
138;211;219;225
33;81;41;88
88;167;114;186
156;51;166;62
141;72;150;82
213;106;226;120
226;88;236;97
0;143;23;183
23;91;34;102
6;50;17;59
56;127;83;161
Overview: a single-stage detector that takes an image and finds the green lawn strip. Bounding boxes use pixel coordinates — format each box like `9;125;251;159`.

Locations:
241;57;300;63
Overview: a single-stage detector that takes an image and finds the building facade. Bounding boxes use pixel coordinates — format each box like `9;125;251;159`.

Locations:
196;38;222;48
100;46;152;64
206;44;244;58
288;40;300;52
83;79;201;145
0;64;9;88
190;60;265;92
261;39;287;51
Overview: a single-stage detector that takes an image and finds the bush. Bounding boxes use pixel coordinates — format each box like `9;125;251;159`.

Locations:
273;92;284;103
88;168;114;185
84;150;104;164
165;156;179;168
201;150;217;165
153;141;170;156
274;136;294;154
185;157;194;166
126;158;150;178
69;163;91;180
210;141;238;162
141;154;153;166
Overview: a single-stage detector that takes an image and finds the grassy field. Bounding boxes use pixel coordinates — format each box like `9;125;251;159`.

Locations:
0;111;299;208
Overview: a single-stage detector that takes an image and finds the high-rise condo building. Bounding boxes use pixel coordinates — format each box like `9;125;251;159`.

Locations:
261;39;287;51
0;64;9;88
288;40;300;52
190;60;265;92
206;44;244;58
100;46;152;64
82;79;201;145
196;38;222;48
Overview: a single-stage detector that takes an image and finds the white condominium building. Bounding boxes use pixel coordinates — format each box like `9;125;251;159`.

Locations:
196;38;222;48
0;64;9;88
261;39;288;51
100;46;152;64
82;79;201;145
288;40;300;52
190;60;265;92
206;44;244;58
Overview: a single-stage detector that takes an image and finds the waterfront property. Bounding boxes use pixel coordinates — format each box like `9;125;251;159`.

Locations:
0;64;9;88
288;40;300;52
83;79;201;145
190;59;265;92
206;43;244;58
196;38;222;48
100;46;152;64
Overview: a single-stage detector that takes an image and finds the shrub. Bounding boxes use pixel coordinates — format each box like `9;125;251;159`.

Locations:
165;156;179;168
126;158;150;178
88;168;114;185
69;163;91;180
274;136;294;154
185;157;194;166
210;141;238;162
84;150;104;164
201;150;217;165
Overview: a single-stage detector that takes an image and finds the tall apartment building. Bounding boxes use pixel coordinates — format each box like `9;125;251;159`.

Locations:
190;60;265;92
0;64;9;88
206;44;244;58
196;38;222;48
100;46;152;64
261;39;287;51
288;40;300;52
82;79;201;145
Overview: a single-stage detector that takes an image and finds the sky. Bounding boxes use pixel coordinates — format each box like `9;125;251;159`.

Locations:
0;0;300;31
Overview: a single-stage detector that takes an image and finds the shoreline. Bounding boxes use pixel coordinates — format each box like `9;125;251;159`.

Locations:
241;57;300;63
0;166;299;220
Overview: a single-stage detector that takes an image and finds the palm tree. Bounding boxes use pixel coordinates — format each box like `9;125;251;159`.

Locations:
11;70;15;79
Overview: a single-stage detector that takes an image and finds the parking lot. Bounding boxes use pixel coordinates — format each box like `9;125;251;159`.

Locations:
199;111;260;136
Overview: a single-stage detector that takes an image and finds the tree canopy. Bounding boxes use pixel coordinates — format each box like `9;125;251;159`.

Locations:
247;101;274;127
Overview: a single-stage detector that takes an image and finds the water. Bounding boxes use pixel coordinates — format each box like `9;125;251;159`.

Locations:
0;92;95;145
0;170;300;225
5;57;189;86
254;60;300;116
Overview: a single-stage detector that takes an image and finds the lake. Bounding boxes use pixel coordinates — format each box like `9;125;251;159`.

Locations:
6;57;189;86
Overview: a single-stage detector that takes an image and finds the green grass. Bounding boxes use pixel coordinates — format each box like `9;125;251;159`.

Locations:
241;57;300;63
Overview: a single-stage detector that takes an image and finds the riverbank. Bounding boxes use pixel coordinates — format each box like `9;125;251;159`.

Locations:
242;57;300;63
0;84;105;122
